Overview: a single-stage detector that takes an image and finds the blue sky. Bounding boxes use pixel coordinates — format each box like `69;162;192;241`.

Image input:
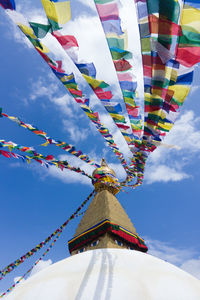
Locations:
0;0;200;293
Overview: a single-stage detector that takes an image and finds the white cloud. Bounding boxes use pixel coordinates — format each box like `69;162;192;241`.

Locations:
34;163;92;186
9;162;22;168
145;164;190;184
29;259;52;277
190;85;199;96
14;277;25;285
144;110;200;184
147;238;200;279
62;119;89;142
29;76;60;102
150;110;200;163
51;94;80;116
5;10;33;49
165;111;200;152
181;258;200;280
109;163;127;181
11;260;52;295
77;0;97;12
147;238;195;265
31;153;95;186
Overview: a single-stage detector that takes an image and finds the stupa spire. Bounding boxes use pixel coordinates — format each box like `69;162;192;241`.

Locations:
68;159;148;255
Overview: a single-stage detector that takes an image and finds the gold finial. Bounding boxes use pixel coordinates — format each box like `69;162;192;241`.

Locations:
92;158;120;195
101;158;108;167
92;158;116;178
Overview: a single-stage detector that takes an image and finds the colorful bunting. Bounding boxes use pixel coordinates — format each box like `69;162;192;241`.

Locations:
1;110;100;168
0;190;95;298
51;69;133;177
52;31;137;153
0;140;93;179
94;0;143;142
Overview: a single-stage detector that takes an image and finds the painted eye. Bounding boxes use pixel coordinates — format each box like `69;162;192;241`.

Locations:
78;247;85;253
91;240;99;247
115;240;123;246
128;246;134;250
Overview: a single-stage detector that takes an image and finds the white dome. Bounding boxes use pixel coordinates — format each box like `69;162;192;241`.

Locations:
5;249;200;300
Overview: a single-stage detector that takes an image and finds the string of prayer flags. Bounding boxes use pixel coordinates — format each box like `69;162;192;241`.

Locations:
0;190;95;298
94;0;143;142
0;231;63;298
126;0;200;186
17;23;50;53
1;110;100;168
51;70;134;178
51;31;137;153
0;140;93;179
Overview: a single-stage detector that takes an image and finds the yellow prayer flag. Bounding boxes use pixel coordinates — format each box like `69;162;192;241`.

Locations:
131;124;142;130
83;74;103;89
145;92;162;102
17;24;36;39
110;113;125;121
124;136;132;143
35;44;50;53
169;85;190;104
41;0;71;24
158;121;173;131
124;97;136;107
181;7;200;25
150;110;166;119
41;141;50;147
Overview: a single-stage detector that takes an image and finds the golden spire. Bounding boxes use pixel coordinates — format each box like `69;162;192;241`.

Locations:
68;159;148;255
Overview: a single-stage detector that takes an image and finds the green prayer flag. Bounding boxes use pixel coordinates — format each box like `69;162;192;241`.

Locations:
29;22;51;39
111;49;132;60
48;18;62;31
147;0;180;23
107;37;125;50
179;28;200;47
141;38;151;52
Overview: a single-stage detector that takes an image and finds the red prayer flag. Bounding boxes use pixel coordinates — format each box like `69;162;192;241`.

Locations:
116;124;130;130
114;59;132;71
52;32;79;50
0;150;12;158
176;47;200;67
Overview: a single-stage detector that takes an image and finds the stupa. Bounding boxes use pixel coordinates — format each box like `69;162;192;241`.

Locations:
5;160;200;300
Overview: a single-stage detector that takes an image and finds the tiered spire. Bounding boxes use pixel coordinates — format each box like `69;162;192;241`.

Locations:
68;159;148;255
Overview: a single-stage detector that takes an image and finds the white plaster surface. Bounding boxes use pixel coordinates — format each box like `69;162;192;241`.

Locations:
5;249;200;300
